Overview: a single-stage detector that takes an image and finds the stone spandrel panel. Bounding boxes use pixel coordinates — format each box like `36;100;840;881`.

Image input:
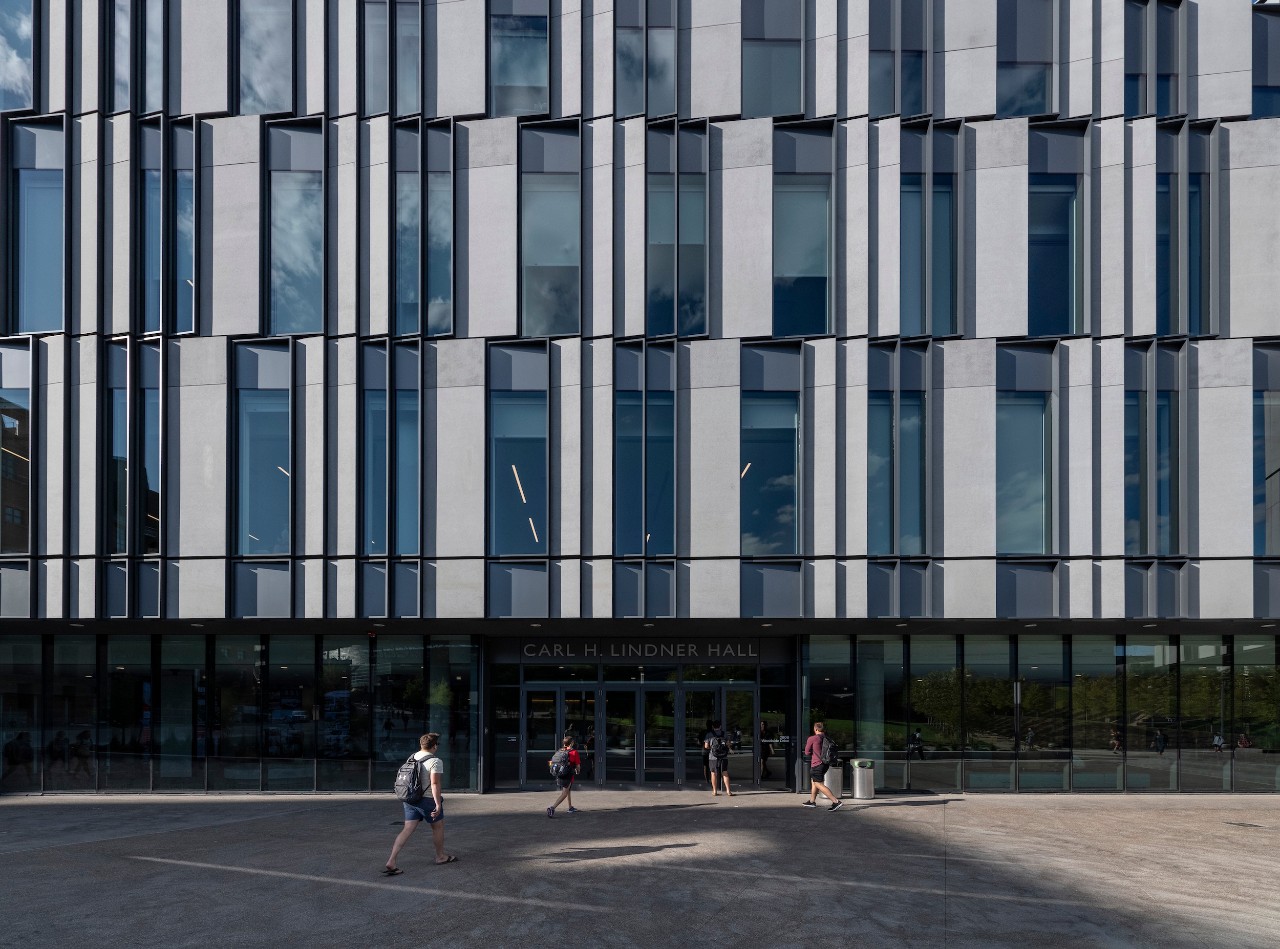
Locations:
176;0;232;116
685;0;742;119
166;337;229;561
966;119;1027;340
1059;0;1094;119
679;338;740;561
456;118;519;339
712;117;772;340
1224;118;1280;340
935;0;996;120
1189;338;1253;561
203;117;263;338
936;338;996;560
1190;0;1251;121
428;0;487;119
552;0;583;119
1126;118;1157;339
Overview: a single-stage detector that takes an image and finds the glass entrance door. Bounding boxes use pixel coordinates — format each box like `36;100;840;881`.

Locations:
684;689;717;785
603;689;638;784
643;690;677;784
522;687;596;787
724;688;755;787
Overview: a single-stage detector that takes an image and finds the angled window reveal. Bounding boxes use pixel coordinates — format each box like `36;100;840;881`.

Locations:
267;126;324;336
13;124;64;335
520;125;580;337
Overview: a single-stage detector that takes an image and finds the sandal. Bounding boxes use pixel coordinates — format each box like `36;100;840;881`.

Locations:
381;867;404;876
436;855;459;864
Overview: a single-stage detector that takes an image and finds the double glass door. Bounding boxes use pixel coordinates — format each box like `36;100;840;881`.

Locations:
682;687;756;788
521;687;596;787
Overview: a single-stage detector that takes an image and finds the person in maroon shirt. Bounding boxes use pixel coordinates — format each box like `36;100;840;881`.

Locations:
802;722;843;811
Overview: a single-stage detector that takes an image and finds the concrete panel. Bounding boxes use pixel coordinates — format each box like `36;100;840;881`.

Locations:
1126;119;1156;338
299;0;327;117
168;559;226;619
361;118;391;338
329;117;359;337
685;0;740;119
71;559;95;619
43;0;67;114
584;558;611;618
1059;558;1093;619
1092;118;1127;338
1193;560;1252;620
552;559;582;618
685;559;739;618
713;118;773;339
297;339;326;557
331;0;358;117
1223;120;1280;339
431;339;486;558
552;0;583;118
327;337;358;557
552;341;582;557
679;339;740;559
431;559;485;618
167;338;228;559
1060;0;1093;119
583;338;612;557
177;0;231;116
870;118;900;337
838;0;868;119
298;558;325;618
939;559;995;618
584;119;614;337
1095;0;1124;119
967;120;1027;339
72;0;100;114
327;558;356;617
38;559;64;619
582;0;613;119
1093;557;1125;618
105;117;132;337
71;117;99;337
838;119;869;337
807;558;836;619
203;117;263;337
1061;339;1094;557
1189;0;1251;121
71;336;98;557
1093;338;1126;557
935;0;997;120
36;338;66;557
805;338;837;557
937;338;996;558
429;0;487;118
837;559;867;618
839;338;867;558
1190;339;1252;559
806;0;838;119
614;119;645;338
457;119;519;339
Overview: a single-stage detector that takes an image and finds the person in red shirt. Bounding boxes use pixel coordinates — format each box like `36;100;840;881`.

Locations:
546;735;581;818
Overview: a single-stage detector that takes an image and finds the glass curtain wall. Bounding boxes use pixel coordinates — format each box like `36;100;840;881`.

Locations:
489;0;549;116
740;392;799;557
14;124;65;335
870;0;928;119
1234;635;1279;791
319;636;371;790
997;0;1053;117
0;635;39;792
773;127;831;338
678;126;708;336
996;346;1054;556
373;634;425;788
428;637;480;790
867;345;926;557
742;0;803;118
141;126;163;333
236;344;291;557
104;635;152;790
106;345;129;556
645;123;709;338
900;126;956;337
396;1;421;115
268;127;324;335
520;126;580;337
616;0;676;118
363;0;390;115
0;344;30;557
394;126;421;335
1018;635;1070;790
615;1;644;118
962;635;1016;791
1155;0;1179;117
907;634;961;790
856;635;907;787
397;124;453;337
0;0;33;111
1127;345;1181;557
1255;348;1280;558
45;636;97;791
1179;635;1230;792
239;0;293;114
1071;635;1122;790
1125;0;1147;116
1125;634;1177;791
155;635;206;790
489;346;548;558
426;124;453;335
111;0;131;112
210;635;262;789
263;635;314;791
361;344;420;559
614;346;675;561
173;126;196;334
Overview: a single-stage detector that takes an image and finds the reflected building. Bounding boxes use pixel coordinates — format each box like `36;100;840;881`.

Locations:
2;1;1280;796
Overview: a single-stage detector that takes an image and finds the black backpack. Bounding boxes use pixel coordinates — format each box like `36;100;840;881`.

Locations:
550;748;575;779
819;735;839;766
393;754;429;803
709;732;729;759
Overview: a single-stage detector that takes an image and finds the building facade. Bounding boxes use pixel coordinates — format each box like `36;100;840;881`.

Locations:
1;0;1279;795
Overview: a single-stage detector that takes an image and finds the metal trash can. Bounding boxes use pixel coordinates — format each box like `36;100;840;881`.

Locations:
822;760;844;798
852;758;875;800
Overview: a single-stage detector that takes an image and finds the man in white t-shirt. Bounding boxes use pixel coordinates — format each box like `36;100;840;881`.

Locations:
384;733;457;874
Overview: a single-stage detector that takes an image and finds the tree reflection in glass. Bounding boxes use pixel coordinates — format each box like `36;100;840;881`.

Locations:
270;171;324;334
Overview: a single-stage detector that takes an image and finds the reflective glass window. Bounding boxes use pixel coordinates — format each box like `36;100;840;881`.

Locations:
1070;635;1122;790
647;128;676;337
997;0;1053;117
1234;635;1279;791
1155;0;1178;117
740;392;799;556
0;345;30;556
490;12;549;116
429;637;480;790
1254;11;1280;118
209;634;262;790
742;0;803;118
1124;379;1145;556
1125;635;1178;791
1018;635;1070;790
0;635;39;791
142;168;162;333
395;128;420;335
1125;0;1147;116
363;349;389;557
1178;636;1229;792
104;636;152;790
521;127;580;337
900;0;927;117
363;0;389;115
373;635;425;788
155;635;206;790
106;347;128;555
962;635;1015;791
901;172;925;335
45;636;97;791
615;387;643;556
239;0;293;114
318;636;371;790
996;390;1051;555
869;0;894;118
647;0;676;117
868;390;893;555
1186;171;1208;337
143;0;163;113
1156;170;1174;336
0;0;33;111
773;175;830;337
615;0;644;117
856;635;906;786
264;635;315;791
396;1;421;116
174;162;196;334
489;377;548;557
269;149;324;335
907;634;961;790
112;0;131;112
1254;350;1280;557
678;127;708;336
236;345;291;556
1028;174;1080;337
426;124;453;336
14;125;65;335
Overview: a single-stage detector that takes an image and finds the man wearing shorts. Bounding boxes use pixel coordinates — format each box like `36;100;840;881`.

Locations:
547;735;581;817
802;722;842;811
384;733;457;874
704;720;733;797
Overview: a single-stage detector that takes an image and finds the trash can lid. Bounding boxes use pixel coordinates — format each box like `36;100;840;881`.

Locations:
853;758;874;768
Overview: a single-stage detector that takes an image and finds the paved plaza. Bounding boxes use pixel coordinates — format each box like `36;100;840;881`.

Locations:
2;789;1278;948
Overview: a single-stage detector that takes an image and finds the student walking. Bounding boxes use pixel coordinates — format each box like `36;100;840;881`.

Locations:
547;735;581;818
802;722;843;811
384;733;457;875
705;720;733;797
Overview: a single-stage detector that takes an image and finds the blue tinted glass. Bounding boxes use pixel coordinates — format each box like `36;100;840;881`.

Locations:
17;168;64;334
646;172;675;336
396;171;420;335
0;386;29;554
773;175;830;337
489;390;548;556
142;170;162;333
363;388;387;556
143;0;163;113
900;174;924;337
1028;174;1078;337
108;384;128;554
1155;390;1178;554
490;15;548;116
678;172;707;335
1255;392;1280;557
238;389;290;555
614;389;643;556
142;383;160;554
112;0;130;111
395;1;420;116
1125;73;1145;116
1156;1;1178;117
395;387;419;554
1188;173;1208;336
270;171;324;334
363;0;389;115
1155;74;1176;118
742;40;802;118
647;28;676;116
1254;86;1280;119
521;172;580;337
932;174;956;335
646;390;675;556
741;392;799;556
240;0;293;114
900;390;925;556
426;170;452;335
867;391;894;556
0;1;32;111
1156;173;1173;336
615;27;644;117
901;51;926;117
1125;0;1146;115
175;170;196;333
996;391;1050;555
998;63;1051;116
869;50;895;118
1125;389;1145;556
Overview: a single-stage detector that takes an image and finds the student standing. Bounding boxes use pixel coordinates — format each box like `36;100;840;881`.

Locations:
802;722;842;811
547;735;581;818
384;733;457;875
705;720;733;797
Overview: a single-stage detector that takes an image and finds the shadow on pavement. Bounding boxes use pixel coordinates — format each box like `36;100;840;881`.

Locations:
548;842;699;863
